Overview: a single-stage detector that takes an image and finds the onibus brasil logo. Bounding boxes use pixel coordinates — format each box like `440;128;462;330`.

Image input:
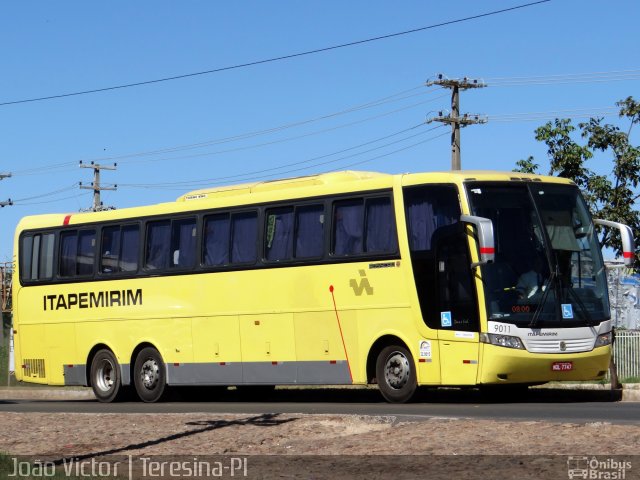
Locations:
567;456;631;479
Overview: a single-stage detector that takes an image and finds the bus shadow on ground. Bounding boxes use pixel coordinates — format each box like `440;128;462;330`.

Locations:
163;385;622;404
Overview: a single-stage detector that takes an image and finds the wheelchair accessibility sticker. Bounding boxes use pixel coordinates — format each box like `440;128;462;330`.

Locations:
562;304;574;319
441;311;452;327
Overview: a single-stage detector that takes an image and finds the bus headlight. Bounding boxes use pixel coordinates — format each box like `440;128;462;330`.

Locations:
594;332;613;348
480;333;525;350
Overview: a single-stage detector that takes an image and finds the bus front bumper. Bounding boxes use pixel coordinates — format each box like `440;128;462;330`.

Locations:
478;344;611;384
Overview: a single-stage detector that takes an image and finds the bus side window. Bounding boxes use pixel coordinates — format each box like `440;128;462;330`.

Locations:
333;197;397;256
265;207;294;262
60;231;78;277
101;225;139;274
145;221;171;270
120;225;139;272
77;230;96;276
21;233;54;282
365;197;398;253
171;218;196;268
295;204;324;259
230;212;257;264
203;214;231;266
60;230;96;277
333;199;364;256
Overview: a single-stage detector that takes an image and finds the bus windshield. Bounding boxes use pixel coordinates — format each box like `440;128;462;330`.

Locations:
467;182;610;328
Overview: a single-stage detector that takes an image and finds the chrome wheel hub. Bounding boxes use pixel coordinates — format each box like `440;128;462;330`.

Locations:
140;359;160;390
384;352;410;390
95;359;115;392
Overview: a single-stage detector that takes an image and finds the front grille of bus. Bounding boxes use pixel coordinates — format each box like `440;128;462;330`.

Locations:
525;338;594;354
23;359;46;378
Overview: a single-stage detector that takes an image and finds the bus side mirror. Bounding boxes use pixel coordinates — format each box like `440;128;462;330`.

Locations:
593;219;636;267
460;215;495;267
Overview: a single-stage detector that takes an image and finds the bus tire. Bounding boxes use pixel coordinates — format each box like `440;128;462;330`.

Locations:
90;349;122;403
376;345;417;403
133;347;167;403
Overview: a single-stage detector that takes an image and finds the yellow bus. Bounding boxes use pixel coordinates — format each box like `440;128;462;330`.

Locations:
12;170;634;403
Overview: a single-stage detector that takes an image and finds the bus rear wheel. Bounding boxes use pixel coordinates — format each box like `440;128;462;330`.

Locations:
90;349;122;403
133;347;167;403
376;345;417;403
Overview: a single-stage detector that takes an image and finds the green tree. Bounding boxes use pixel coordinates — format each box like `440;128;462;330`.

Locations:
515;97;640;260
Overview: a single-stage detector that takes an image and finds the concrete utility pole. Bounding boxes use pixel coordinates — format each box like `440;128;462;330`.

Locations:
79;161;117;212
1;173;12;207
426;74;487;170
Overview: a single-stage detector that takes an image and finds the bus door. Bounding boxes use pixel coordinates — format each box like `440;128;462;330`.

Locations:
404;184;480;385
433;224;480;385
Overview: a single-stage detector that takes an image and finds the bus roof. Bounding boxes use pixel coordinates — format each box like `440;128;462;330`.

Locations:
15;170;575;231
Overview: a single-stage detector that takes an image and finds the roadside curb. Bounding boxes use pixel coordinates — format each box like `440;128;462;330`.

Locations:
533;383;640;402
0;384;638;402
0;387;95;401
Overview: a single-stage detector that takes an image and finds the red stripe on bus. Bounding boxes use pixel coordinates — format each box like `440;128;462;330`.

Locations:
272;361;278;365
219;362;226;366
624;252;634;258
63;215;72;226
173;363;180;367
330;360;337;364
419;359;426;363
480;247;495;254
463;360;471;364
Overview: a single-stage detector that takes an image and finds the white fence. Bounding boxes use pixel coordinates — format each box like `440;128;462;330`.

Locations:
613;330;640;380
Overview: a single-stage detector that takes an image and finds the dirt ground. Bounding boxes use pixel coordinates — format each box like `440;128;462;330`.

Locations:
1;411;639;479
1;411;639;457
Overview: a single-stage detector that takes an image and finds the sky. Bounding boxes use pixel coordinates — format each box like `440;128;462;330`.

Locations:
0;0;638;261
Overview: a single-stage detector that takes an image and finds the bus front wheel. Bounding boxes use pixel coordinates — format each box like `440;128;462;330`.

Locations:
90;349;122;403
376;345;417;403
133;347;167;403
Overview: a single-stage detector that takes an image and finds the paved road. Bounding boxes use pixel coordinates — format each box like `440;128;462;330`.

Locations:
0;387;638;424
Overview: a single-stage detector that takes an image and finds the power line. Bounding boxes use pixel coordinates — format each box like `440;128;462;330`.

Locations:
120;124;446;190
12;192;91;206
488;107;620;122
10;85;440;176
117;94;448;167
330;130;450;172
11;184;79;202
486;69;640;86
0;1;550;107
120;123;428;187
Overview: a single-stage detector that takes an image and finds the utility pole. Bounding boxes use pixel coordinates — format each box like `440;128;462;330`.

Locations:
426;74;487;170
1;173;12;207
79;161;117;212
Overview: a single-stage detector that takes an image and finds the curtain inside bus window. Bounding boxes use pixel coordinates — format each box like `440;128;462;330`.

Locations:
204;214;230;266
120;225;139;272
172;218;196;268
146;221;170;270
60;232;77;277
365;197;397;253
295;205;324;258
231;212;257;263
101;227;120;273
265;207;294;261
76;230;95;276
333;199;364;255
405;187;459;251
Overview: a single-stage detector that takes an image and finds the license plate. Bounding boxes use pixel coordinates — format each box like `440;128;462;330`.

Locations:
551;362;573;371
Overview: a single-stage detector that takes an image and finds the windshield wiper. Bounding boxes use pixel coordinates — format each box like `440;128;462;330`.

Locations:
528;269;556;328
